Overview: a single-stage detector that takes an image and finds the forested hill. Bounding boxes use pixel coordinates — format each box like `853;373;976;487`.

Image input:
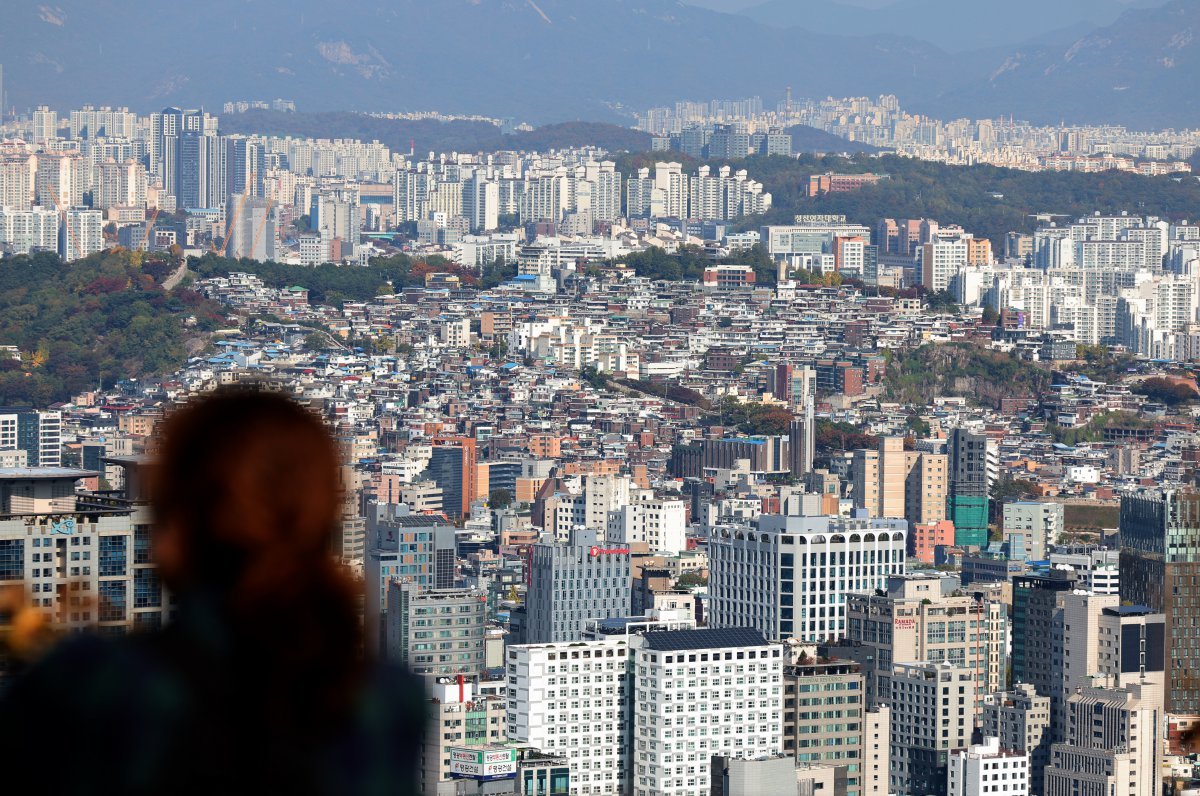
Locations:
743;154;1200;245
219;112;652;155
0;250;226;405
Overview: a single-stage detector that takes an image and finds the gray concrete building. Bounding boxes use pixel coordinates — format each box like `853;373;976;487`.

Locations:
524;527;631;644
386;580;486;679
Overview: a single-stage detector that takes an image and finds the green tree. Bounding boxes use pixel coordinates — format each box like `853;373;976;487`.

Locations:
489;489;513;510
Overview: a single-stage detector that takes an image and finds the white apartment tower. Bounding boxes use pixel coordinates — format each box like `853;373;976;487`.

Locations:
631;628;783;796
506;636;632;795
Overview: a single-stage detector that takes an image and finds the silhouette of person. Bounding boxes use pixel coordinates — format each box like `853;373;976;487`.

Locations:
0;388;423;795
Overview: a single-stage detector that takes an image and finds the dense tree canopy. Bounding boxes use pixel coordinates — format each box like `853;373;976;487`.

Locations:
739;153;1200;246
189;253;516;306
0;249;226;405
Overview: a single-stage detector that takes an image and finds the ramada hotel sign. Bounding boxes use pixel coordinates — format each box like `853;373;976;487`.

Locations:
589;546;631;557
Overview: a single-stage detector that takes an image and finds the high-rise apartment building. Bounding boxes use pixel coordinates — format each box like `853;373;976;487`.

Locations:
60;208;104;260
889;662;977;796
707;513;907;642
1011;571;1077;722
1003;500;1065;561
849;438;948;526
0;206;59;255
852;437;908;519
506;635;632;794
524;527;631;644
631;628;783;796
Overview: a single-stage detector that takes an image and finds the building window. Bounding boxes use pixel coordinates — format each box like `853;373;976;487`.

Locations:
99;536;127;577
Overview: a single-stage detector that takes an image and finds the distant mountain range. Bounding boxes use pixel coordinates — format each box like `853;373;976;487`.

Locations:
739;0;1164;53
0;0;1195;129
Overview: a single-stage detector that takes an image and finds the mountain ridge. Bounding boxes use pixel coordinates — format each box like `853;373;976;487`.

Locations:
0;0;1194;129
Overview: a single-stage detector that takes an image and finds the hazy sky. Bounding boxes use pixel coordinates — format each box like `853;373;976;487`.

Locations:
683;0;1157;13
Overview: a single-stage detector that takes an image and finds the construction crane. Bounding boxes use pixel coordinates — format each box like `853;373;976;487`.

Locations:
142;205;162;251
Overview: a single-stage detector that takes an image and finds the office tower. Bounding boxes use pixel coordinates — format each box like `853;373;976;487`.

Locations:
852;437;908;519
948;428;990;548
845;573;1006;709
1096;605;1165;688
363;504;457;653
1059;590;1120;735
947;738;1028;796
420;678;508;796
631;628;783;796
1011;571;1077;724
177;128;225;209
60;207;103;260
1044;681;1161;796
707;513;907;643
385;580;485;678
788;410;815;480
506;635;632;793
783;658;891;796
0;463;164;661
982;684;1052;796
31;106;58;145
1003;500;1065;561
425;436;478;519
1120;488;1200;726
0;408;61;470
889;662;977;796
225;136;266;198
669;435;791;479
524;527;631;644
226;193;277;261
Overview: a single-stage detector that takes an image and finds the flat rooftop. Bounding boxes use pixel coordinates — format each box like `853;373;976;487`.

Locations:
0;467;98;481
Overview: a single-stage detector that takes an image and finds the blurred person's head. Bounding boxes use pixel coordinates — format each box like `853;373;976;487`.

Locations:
150;388;360;717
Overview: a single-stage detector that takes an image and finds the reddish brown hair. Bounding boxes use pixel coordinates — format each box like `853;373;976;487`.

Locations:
151;387;361;723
